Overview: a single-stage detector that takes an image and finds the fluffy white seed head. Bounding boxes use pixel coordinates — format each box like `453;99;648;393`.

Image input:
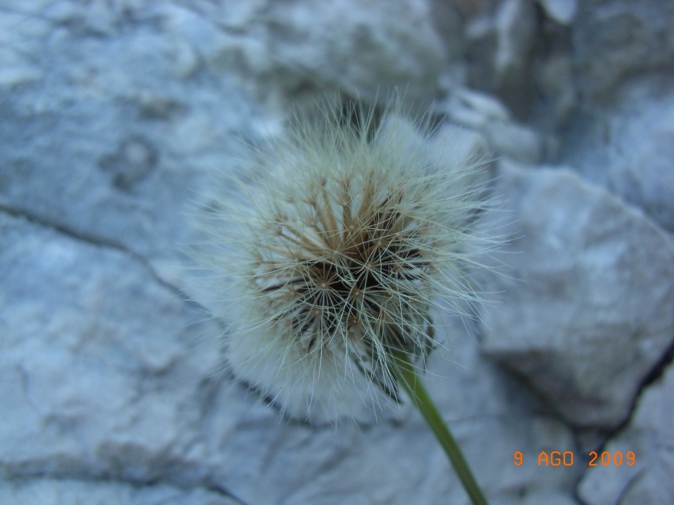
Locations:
191;98;492;423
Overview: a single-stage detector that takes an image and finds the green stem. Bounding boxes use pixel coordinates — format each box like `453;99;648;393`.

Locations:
390;351;489;505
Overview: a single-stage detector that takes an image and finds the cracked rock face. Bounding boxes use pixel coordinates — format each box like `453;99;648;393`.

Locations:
478;163;674;429
577;362;674;504
0;213;217;481
0;478;242;505
2;1;674;504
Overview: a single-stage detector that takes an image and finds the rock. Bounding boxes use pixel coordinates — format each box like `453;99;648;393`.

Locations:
606;90;674;234
0;0;452;291
0;6;48;88
481;119;547;164
0;213;217;482
4;0;673;502
258;0;447;104
464;0;580;122
168;36;201;78
0;212;583;504
0;66;44;89
448;88;512;127
494;0;537;78
417;313;583;505
478;162;674;429
493;0;538;116
443;88;549;164
0;4;258;286
98;136;158;191
463;0;544;119
428;0;468;61
163;0;447;108
0;478;241;505
534;53;577;125
562;76;674;233
572;0;674;100
577;363;674;505
536;0;578;25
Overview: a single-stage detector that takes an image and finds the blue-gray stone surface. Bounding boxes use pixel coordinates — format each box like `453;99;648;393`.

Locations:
2;1;673;504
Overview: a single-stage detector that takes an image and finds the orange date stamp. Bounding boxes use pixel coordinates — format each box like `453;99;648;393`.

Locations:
513;450;636;467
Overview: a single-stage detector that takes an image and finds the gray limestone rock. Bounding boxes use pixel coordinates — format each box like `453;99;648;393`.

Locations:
481;119;547;164
465;0;539;118
572;0;674;100
478;163;674;429
577;363;674;505
162;0;448;108
494;0;537;88
0;478;242;505
3;0;674;503
536;0;577;25
0;211;582;504
0;213;219;482
0;2;259;288
443;88;551;164
563;76;674;233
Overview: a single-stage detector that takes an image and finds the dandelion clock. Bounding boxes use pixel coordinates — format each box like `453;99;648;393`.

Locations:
189;96;493;505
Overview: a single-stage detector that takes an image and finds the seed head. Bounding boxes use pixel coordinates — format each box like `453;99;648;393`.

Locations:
192;98;490;423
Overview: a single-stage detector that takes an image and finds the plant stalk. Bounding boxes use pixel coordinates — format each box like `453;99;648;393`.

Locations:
391;350;489;505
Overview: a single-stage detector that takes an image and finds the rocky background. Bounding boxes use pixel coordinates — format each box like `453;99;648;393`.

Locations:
1;1;673;504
